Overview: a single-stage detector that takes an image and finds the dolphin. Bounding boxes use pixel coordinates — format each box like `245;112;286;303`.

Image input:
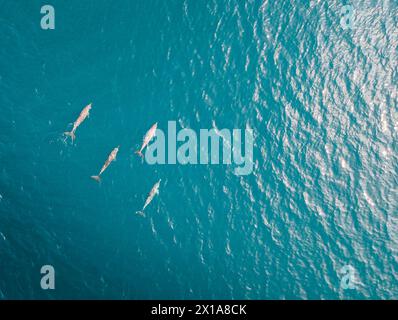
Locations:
136;179;161;216
135;122;157;157
91;146;119;182
64;103;92;142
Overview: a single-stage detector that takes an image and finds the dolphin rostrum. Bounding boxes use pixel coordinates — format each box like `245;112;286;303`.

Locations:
136;179;161;216
91;146;119;182
135;122;157;157
64;103;92;143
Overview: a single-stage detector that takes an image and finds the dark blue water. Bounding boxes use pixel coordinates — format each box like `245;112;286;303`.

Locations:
0;0;397;299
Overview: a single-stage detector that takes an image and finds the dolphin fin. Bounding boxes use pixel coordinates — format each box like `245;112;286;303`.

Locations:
135;150;144;158
135;211;146;217
91;175;101;183
64;131;76;143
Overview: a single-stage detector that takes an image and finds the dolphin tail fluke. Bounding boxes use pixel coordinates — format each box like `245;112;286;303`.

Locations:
64;131;76;143
91;175;101;183
135;210;146;218
135;150;144;158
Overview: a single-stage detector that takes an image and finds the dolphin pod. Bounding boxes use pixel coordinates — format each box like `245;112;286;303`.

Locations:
64;103;160;214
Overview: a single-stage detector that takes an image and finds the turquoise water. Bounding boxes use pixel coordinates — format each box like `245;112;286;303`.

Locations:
1;0;397;299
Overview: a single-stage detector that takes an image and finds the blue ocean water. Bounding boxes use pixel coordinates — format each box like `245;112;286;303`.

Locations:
0;0;397;299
